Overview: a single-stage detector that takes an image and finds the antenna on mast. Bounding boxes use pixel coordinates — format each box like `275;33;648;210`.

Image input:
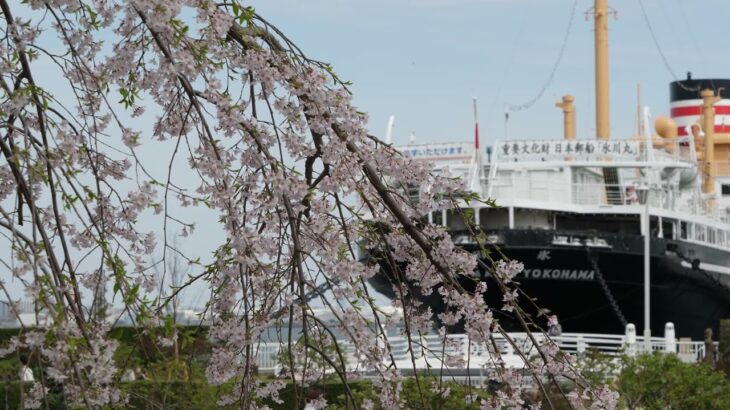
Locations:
473;97;480;149
504;104;510;139
385;115;395;144
636;84;643;137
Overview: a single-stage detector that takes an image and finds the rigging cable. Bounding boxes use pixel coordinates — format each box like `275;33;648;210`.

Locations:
506;0;579;113
674;0;709;73
637;0;698;92
586;247;628;328
487;4;532;138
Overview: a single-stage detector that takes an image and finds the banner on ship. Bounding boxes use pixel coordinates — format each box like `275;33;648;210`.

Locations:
398;142;475;163
497;140;640;159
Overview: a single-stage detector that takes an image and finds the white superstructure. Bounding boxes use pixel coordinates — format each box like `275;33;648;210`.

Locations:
405;132;730;253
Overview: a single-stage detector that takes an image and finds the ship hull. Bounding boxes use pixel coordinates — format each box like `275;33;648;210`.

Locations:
365;229;730;340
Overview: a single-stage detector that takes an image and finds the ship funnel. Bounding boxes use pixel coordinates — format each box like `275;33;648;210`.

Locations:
669;78;730;137
670;78;730;200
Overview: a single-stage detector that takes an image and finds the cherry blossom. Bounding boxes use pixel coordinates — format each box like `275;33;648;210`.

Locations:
0;0;617;408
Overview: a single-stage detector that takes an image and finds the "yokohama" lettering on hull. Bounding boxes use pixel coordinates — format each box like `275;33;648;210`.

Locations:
520;269;595;281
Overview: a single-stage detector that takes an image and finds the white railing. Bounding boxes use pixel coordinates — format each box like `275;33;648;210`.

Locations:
488;178;683;211
571;183;677;209
486;177;730;231
253;323;713;375
676;340;709;363
254;343;283;373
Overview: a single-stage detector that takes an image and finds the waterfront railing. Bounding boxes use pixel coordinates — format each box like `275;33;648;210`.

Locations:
253;323;714;376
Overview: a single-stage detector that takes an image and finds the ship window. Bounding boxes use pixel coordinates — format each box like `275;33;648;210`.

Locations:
405;183;420;203
723;185;730;196
709;229;717;244
447;209;471;231
680;222;687;239
662;220;674;240
432;211;444;226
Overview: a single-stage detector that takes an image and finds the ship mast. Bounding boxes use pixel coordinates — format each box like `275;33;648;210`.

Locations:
595;0;610;140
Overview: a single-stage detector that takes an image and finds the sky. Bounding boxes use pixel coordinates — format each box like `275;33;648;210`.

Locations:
4;0;729;313
247;0;730;147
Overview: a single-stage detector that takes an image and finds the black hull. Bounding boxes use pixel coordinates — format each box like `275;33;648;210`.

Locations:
366;229;730;340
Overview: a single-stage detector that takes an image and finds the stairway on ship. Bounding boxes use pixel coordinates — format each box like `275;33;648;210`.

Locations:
603;167;623;205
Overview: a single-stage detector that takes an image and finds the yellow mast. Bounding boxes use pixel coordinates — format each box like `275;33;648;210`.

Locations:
701;88;720;196
595;0;610;140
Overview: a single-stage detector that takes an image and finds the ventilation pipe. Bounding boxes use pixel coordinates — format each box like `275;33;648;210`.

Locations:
556;95;576;140
701;88;720;197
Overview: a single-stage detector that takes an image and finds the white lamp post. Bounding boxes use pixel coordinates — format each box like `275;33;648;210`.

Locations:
637;184;651;352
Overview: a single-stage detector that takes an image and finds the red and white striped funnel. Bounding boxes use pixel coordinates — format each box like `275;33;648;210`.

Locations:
670;76;730;136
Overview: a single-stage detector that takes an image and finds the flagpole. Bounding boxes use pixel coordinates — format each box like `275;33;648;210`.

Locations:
472;97;482;191
473;96;480;150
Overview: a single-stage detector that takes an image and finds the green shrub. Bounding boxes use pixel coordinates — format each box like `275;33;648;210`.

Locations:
618;352;730;409
577;348;621;387
0;381;238;409
122;381;234;409
0;382;67;409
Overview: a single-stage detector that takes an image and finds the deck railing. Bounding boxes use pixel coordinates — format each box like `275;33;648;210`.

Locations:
488;178;684;210
487;177;724;221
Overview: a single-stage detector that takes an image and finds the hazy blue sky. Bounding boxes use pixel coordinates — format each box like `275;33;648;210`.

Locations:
248;0;730;147
5;1;728;312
